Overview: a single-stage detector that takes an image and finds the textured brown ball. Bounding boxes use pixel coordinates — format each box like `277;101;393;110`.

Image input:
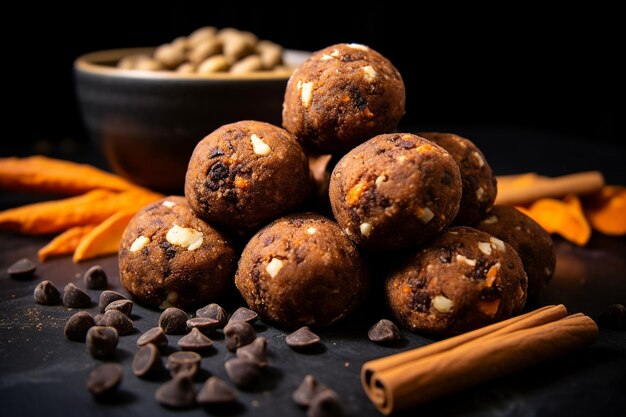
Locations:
386;226;528;336
282;43;405;153
119;196;236;309
235;213;368;328
185;120;310;230
419;132;497;225
476;205;555;299
329;133;462;250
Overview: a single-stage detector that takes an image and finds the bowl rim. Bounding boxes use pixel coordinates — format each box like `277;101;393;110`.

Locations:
74;47;309;81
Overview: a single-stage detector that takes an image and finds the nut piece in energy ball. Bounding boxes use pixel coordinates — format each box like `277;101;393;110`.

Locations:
385;226;528;336
64;311;95;342
419;132;497;225
185;121;310;230
282;43;405;154
86;326;119;358
235;213;369;328
83;265;108;290
119;196;236;309
476;205;556;298
63;282;91;308
86;363;123;398
329;133;462;250
33;280;61;305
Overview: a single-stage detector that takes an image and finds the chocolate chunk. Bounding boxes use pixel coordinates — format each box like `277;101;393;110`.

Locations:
99;290;126;313
186;317;220;334
223;321;256;351
196;303;228;327
105;299;133;316
159;307;188;334
224;357;262;388
167;351;202;378
308;389;343;417
197;377;237;405
286;327;321;349
132;343;164;378
228;307;259;324
597;304;626;330
137;327;168;349
155;375;196;408
62;283;91;308
8;258;36;279
86;363;123;397
368;319;401;343
86;326;119;358
33;280;61;305
178;327;213;351
64;311;95;342
83;265;108;289
236;336;268;367
96;310;134;335
293;374;326;407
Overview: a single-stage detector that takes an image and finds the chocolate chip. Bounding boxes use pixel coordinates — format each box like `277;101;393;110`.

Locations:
286;327;321;349
196;303;228;327
137;327;168;349
64;311;95;342
178;328;214;351
155;375;196;409
208;148;224;158
224;357;262;388
597;304;626;330
209;161;229;181
159;307;188;334
236;336;268;367
105;299;133;316
197;376;238;405
83;265;108;290
62;283;91;308
186;317;220;334
86;363;123;398
96;310;134;335
99;290;126;313
368;319;400;343
308;389;343;417
132;343;164;378
33;280;61;305
223;321;256;352
228;307;259;324
293;374;326;407
8;258;36;279
167;351;202;378
86;326;119;358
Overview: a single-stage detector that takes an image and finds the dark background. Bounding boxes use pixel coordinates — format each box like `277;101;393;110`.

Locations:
9;4;621;149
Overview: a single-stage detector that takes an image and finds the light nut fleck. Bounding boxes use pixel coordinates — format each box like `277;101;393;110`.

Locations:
362;65;377;82
545;267;552;276
250;134;271;155
306;227;317;235
347;43;369;51
166;224;204;251
482;215;498;225
266;258;284;279
130;236;150;252
472;151;485;168
476;187;486;201
417;207;435;223
375;175;388;187
300;81;313;108
360;223;372;237
490;237;506;252
456;254;477;266
433;295;454;313
162;200;176;208
478;242;492;256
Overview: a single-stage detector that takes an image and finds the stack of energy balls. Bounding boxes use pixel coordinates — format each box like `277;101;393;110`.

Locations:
119;43;555;337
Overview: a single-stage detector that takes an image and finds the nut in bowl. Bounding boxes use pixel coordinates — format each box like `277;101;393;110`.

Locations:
75;26;309;192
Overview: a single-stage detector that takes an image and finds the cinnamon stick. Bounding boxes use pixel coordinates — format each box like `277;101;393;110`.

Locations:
361;306;598;414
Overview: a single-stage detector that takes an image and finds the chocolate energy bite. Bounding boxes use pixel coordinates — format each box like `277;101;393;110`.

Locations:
119;196;236;309
235;213;368;328
329;133;462;250
185;120;310;230
419;132;497;225
385;226;527;336
282;43;405;153
476;205;555;298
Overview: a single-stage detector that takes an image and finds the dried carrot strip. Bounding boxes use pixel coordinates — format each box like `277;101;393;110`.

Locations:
584;186;626;236
73;210;136;263
38;225;96;262
0;155;137;195
525;195;591;246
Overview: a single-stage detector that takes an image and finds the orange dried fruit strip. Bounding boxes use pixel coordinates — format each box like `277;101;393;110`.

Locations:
38;225;96;262
524;195;591;246
73;210;136;263
584;186;626;236
0;155;138;195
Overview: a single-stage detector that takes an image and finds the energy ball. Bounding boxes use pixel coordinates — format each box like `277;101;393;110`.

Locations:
235;213;368;328
185;120;310;230
119;196;236;309
282;43;405;154
386;226;528;336
419;132;497;225
329;133;462;250
476;205;555;299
